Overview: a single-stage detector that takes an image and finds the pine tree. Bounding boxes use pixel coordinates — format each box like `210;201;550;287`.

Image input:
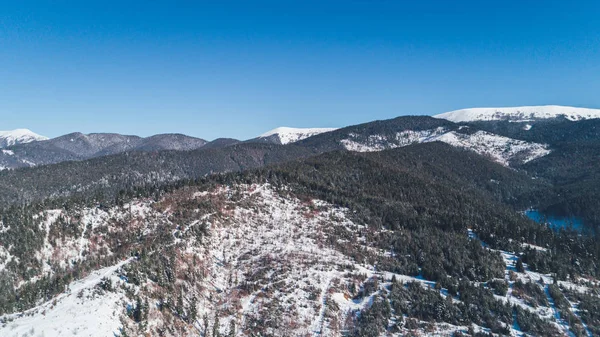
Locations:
212;314;220;337
133;296;143;323
516;258;525;273
188;299;197;323
143;299;149;322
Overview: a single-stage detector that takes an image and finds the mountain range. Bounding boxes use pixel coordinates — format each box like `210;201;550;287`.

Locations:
0;132;210;170
4;105;598;170
1;105;600;337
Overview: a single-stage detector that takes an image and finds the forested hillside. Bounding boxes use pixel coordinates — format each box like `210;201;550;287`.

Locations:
468;119;600;229
1;142;599;336
0;143;314;205
295;116;456;152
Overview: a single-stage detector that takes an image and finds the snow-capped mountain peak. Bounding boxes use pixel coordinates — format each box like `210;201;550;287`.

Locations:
259;126;338;144
0;129;48;148
434;105;600;122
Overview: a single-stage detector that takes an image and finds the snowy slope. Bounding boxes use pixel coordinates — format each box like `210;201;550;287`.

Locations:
1;183;597;336
340;128;550;166
0;129;48;148
259;127;338;144
434;105;600;122
0;184;370;337
436;131;551;166
0;260;131;337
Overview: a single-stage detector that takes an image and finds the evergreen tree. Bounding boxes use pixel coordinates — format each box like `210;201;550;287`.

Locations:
188;297;197;323
516;258;525;273
133;297;143;323
176;288;184;318
212;314;220;337
143;299;149;322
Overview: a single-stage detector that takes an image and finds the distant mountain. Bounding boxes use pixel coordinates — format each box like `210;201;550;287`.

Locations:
130;134;208;152
435;105;600;122
0;129;47;148
201;138;240;149
0;142;314;204
295;116;549;166
44;132;143;157
0;132;208;169
256;127;338;144
296;116;455;152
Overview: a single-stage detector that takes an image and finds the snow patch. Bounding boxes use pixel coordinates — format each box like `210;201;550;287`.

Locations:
259;127;338;144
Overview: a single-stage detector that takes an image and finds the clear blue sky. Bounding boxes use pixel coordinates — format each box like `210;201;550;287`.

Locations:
1;1;599;140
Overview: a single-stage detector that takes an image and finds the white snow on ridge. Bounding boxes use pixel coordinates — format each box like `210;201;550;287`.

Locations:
434;105;600;122
340;127;447;152
0;129;48;148
259;126;338;144
437;131;550;166
340;129;550;166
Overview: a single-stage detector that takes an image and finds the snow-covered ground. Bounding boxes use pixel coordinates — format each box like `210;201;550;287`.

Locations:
434;105;600;122
259;126;338;144
0;259;131;337
184;184;362;336
2;183;597;336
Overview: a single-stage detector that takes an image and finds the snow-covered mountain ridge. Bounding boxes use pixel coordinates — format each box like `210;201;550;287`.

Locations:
0;129;48;148
340;127;550;166
434;105;600;122
259;126;338;144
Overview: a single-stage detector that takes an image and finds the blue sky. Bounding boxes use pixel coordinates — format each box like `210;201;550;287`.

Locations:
1;1;599;140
